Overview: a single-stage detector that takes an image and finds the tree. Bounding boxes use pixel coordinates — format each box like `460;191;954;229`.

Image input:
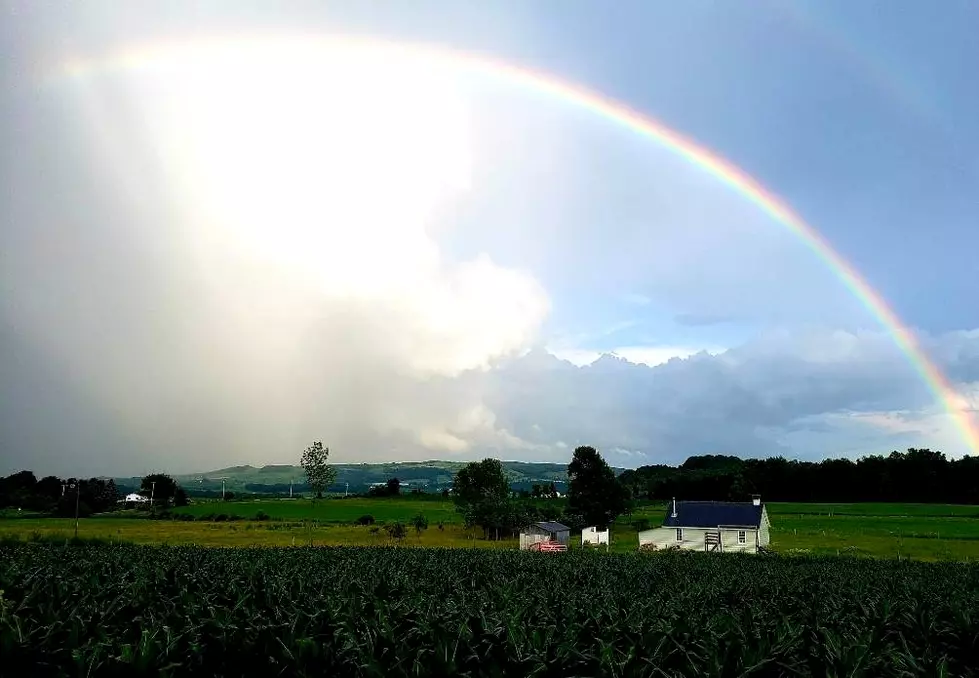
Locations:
386;477;401;496
453;458;510;508
140;473;179;508
567;446;631;529
452;458;513;539
384;521;408;540
411;511;429;536
0;470;36;508
300;441;336;499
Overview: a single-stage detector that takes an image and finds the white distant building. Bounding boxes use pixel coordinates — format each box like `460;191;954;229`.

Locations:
638;496;771;553
121;493;149;505
582;526;610;547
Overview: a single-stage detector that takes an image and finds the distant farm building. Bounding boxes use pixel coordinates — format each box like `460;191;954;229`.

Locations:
581;526;610;547
519;521;571;551
120;493;149;506
638;496;771;553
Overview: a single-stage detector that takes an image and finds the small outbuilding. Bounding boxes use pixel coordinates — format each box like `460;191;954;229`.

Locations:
581;526;610;547
519;521;571;550
638;496;771;553
119;493;149;506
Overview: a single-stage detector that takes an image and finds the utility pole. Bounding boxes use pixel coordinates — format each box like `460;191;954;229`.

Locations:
74;483;80;538
222;479;226;500
150;481;156;508
345;482;348;498
61;480;80;537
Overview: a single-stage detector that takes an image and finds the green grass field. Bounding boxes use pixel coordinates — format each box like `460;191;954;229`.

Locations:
170;496;463;524
4;499;979;560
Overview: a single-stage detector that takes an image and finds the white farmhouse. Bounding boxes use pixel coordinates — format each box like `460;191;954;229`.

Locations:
638;496;771;553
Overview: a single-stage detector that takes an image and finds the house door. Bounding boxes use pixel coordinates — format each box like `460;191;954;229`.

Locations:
704;531;721;552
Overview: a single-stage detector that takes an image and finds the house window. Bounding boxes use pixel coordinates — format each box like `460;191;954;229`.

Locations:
738;530;746;544
676;528;683;541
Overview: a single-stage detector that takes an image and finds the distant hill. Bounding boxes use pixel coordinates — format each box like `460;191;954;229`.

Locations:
143;460;598;495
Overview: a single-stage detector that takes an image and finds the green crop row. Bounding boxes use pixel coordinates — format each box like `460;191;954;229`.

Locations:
3;544;979;677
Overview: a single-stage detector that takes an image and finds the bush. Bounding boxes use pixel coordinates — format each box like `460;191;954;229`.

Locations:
254;511;270;521
356;514;375;525
633;518;652;532
384;521;408;540
55;497;93;518
410;512;429;535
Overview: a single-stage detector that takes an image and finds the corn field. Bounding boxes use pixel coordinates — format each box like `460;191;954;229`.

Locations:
2;544;979;677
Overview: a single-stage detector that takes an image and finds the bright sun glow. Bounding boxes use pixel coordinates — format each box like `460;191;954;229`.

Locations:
138;42;474;297
84;39;546;379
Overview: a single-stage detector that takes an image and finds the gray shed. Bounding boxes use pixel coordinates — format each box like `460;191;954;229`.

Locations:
519;521;571;550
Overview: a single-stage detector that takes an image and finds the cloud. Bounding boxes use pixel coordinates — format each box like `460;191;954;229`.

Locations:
674;312;738;327
3;37;976;477
608;346;724;367
622;293;651;306
0;42;549;476
482;327;979;466
546;345;721;368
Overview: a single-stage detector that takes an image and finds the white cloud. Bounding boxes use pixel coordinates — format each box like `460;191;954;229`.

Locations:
3;37;975;475
483;328;979;465
0;41;550;475
546;345;723;368
622;293;651;306
547;349;603;366
609;345;724;367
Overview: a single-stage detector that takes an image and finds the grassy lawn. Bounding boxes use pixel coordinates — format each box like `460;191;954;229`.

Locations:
0;517;514;549
766;502;979;518
5;499;979;561
171;496;463;524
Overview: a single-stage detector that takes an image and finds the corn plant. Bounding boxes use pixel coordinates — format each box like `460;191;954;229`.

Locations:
3;544;979;676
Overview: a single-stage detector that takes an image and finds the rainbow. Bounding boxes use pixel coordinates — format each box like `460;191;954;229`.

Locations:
51;35;979;454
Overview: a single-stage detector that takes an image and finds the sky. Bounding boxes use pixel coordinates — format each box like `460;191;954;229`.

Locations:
1;1;978;476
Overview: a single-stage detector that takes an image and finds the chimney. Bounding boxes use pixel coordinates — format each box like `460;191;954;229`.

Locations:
751;494;761;506
671;497;677;518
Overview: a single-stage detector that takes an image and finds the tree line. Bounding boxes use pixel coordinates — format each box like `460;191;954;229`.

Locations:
0;472;121;516
450;446;631;539
618;448;974;504
0;471;190;515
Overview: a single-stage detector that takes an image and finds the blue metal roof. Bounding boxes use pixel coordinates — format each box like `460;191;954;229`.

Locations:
662;501;763;528
535;521;570;533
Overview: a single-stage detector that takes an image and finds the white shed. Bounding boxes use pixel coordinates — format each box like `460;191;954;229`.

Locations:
121;493;149;504
638;496;771;553
581;526;610;547
519;521;571;550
